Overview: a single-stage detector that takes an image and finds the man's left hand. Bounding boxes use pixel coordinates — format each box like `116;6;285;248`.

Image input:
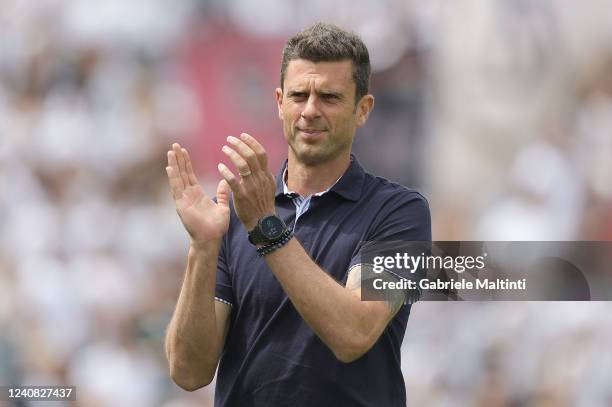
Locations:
218;133;277;231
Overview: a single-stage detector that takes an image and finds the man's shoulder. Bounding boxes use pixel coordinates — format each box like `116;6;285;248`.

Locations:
362;172;429;207
358;172;432;241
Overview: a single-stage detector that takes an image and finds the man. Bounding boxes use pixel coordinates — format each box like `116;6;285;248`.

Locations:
165;22;431;406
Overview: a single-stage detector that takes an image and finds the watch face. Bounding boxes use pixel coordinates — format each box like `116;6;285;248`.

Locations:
261;215;285;240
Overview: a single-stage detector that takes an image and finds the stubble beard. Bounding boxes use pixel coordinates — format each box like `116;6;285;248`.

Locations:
286;128;353;167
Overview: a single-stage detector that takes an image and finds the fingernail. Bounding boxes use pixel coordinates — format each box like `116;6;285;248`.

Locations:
227;136;237;143
222;146;229;152
240;133;248;140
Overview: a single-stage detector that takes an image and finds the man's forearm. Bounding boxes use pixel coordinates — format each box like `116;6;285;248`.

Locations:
166;242;222;389
263;238;387;362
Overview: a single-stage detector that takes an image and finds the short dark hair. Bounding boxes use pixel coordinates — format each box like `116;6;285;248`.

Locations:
280;22;371;102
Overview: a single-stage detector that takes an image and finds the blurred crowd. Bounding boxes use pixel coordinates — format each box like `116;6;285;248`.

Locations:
1;0;611;406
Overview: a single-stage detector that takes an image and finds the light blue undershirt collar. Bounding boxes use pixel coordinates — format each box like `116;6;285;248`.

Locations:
282;167;341;227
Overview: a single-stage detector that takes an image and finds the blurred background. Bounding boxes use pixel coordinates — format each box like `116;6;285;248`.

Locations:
1;0;612;405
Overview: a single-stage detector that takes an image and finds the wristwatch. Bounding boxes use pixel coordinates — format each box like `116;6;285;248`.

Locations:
248;214;289;245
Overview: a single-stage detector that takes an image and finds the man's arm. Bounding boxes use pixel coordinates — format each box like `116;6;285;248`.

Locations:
165;243;231;390
263;238;405;363
218;133;418;363
164;143;233;390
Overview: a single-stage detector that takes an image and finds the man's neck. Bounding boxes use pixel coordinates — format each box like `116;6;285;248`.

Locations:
286;151;351;197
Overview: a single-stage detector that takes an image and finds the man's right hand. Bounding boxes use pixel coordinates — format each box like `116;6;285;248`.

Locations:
166;143;231;248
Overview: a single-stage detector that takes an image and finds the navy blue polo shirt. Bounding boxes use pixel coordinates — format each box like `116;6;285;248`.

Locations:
214;155;431;407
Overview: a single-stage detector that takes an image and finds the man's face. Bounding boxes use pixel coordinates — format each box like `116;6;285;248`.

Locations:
275;59;374;166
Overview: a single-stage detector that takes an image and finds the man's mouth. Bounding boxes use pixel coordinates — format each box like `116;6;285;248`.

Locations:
297;128;326;136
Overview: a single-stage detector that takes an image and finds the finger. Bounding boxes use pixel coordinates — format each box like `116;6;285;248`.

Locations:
173;143;191;188
173;143;190;189
217;163;240;192
182;148;199;186
216;179;231;208
226;136;260;172
239;133;268;170
221;145;251;177
166;164;183;200
167;150;185;191
167;150;182;182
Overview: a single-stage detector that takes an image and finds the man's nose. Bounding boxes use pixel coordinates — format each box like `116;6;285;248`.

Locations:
300;95;321;120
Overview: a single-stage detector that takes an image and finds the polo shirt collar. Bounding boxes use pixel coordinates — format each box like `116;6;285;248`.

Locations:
275;154;365;202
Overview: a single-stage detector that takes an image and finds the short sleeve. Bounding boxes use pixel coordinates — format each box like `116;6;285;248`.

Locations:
349;191;432;270
215;232;234;307
348;191;432;304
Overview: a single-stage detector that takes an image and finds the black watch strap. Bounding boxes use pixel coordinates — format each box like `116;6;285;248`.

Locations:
257;229;294;256
248;226;266;245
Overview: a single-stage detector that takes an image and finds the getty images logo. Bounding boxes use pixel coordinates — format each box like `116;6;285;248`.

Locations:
372;252;488;274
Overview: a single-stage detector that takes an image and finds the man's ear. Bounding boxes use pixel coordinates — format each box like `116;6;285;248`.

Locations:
275;88;284;120
356;94;375;127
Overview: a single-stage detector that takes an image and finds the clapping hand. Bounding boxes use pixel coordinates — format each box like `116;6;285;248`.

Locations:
217;133;277;231
166;143;231;248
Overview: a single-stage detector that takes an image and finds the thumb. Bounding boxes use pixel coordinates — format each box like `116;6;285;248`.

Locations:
216;179;231;208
